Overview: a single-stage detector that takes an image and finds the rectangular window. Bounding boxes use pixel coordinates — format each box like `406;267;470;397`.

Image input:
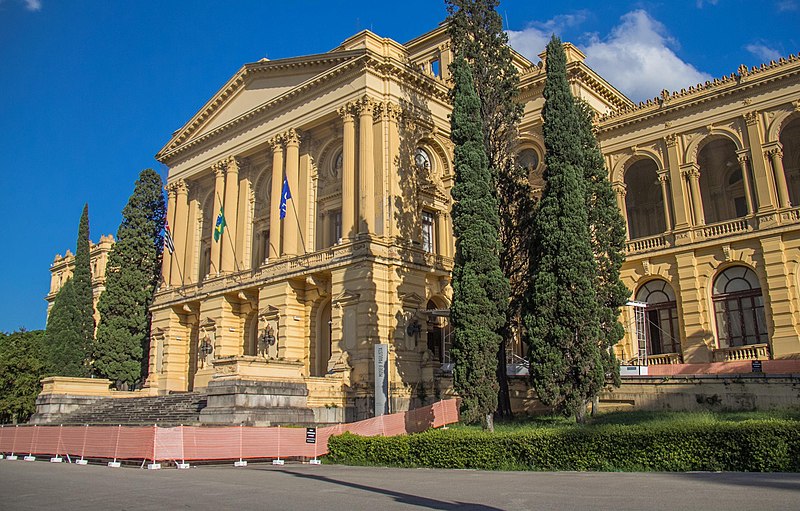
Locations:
333;210;342;244
261;229;270;263
422;211;435;253
431;58;441;77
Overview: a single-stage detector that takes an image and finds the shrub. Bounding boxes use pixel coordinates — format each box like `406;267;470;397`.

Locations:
326;420;800;472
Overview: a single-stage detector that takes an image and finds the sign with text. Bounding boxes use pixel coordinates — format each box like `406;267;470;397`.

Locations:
752;360;763;373
305;427;316;444
374;344;389;416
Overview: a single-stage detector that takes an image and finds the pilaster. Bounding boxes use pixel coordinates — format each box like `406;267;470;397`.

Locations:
664;134;692;230
358;96;376;235
221;156;240;272
162;183;177;287
269;136;284;260
758;235;800;358
283;129;301;256
742;111;777;212
210;162;226;276
673;251;713;363
172;180;190;286
339;103;357;240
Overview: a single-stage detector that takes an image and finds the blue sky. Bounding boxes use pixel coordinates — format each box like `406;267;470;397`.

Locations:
1;0;797;332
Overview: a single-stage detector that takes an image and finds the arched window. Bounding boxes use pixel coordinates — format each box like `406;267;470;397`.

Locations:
698;138;746;224
712;266;768;348
415;147;432;172
517;147;544;191
635;280;680;356
425;299;452;364
779;117;800;206
625;159;666;239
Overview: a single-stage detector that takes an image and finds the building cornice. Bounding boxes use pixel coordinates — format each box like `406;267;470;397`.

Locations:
597;52;800;133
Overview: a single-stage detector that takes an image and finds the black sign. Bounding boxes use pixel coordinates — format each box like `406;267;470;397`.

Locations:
752;360;763;373
305;427;316;444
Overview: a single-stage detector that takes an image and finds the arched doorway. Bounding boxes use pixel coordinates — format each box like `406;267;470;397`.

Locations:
779;117;800;206
424;299;452;365
698;138;747;224
712;266;768;348
312;300;332;376
625;158;667;239
634;280;681;357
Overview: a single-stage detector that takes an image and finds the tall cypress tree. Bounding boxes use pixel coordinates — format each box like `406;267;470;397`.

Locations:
73;204;96;357
446;0;530;418
524;36;602;422
449;55;509;430
94;169;166;389
576;101;629;397
43;205;94;377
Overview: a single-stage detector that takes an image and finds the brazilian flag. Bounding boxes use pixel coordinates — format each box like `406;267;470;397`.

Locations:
213;207;226;242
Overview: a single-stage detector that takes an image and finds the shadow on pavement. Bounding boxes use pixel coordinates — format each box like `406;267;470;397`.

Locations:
668;472;800;493
272;468;504;510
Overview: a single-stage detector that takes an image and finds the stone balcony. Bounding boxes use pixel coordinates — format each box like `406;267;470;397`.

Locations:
647;352;683;365
712;343;771;362
625;206;800;257
154;237;454;306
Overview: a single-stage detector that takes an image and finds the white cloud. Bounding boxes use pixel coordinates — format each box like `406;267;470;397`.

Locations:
696;0;720;7
582;10;712;102
776;0;797;11
506;11;588;62
24;0;42;11
508;10;712;103
745;43;782;62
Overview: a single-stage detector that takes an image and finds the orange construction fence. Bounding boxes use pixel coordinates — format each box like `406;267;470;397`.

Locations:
0;399;459;463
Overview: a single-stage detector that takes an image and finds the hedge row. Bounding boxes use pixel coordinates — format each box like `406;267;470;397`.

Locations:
326;420;800;472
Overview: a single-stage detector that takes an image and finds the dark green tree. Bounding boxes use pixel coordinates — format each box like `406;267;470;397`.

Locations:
449;55;509;430
524;36;602;422
94;169;166;389
576;101;629;402
73;204;96;354
446;0;530;418
43;206;95;377
0;329;48;424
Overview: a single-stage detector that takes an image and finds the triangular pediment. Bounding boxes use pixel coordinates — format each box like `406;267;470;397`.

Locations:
157;50;366;160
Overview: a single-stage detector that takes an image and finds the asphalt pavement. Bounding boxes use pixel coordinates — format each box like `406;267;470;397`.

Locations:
1;458;798;510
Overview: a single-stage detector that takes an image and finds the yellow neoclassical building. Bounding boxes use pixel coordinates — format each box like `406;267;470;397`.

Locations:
49;24;798;420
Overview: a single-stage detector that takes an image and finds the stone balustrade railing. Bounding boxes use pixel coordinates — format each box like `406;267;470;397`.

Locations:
713;343;770;362
702;218;751;239
626;233;669;254
647;353;683;365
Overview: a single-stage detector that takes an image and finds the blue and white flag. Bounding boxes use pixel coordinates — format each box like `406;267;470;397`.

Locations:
279;176;292;220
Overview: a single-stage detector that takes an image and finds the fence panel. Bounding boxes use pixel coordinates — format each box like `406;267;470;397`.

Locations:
1;399;460;463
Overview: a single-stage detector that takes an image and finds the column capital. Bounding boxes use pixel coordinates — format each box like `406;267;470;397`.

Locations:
225;156;242;174
657;172;669;184
680;162;700;178
337;103;356;121
743;110;760;126
284;128;301;146
212;161;226;178
382;101;402;121
174;179;189;196
165;182;179;197
612;182;627;196
663;133;678;148
356;95;377;116
765;147;783;159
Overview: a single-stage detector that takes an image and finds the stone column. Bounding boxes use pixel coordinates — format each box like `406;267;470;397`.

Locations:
613;183;629;239
683;165;705;226
664;134;692;230
358;97;376;235
656;170;673;231
768;147;791;208
736;152;755;215
172;180;190;286
269;137;283;260
384;102;401;239
221;157;240;272
283;129;300;256
743;111;777;212
339;104;356;240
161;183;177;287
210;162;226;276
436;211;447;257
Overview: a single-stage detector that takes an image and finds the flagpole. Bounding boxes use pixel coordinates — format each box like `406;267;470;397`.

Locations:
289;196;308;256
215;192;242;274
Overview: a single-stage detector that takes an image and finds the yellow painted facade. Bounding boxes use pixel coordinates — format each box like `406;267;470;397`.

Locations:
52;25;800;419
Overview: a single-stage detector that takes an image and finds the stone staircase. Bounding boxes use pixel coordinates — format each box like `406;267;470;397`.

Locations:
53;393;207;426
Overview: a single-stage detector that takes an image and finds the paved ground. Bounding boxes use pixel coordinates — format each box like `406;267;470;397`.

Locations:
1;459;798;510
